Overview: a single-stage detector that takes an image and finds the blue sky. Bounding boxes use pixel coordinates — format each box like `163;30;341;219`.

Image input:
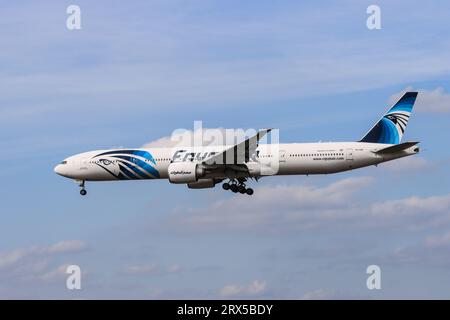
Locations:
1;0;450;299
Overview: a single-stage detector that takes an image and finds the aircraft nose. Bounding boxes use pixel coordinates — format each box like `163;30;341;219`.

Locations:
54;164;63;175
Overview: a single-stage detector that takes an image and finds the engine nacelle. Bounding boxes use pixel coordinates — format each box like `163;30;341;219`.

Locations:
246;162;261;177
187;179;216;189
168;162;204;184
246;162;277;176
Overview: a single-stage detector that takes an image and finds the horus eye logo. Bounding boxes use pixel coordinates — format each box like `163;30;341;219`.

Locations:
385;112;409;134
100;159;112;166
93;150;160;180
386;114;398;123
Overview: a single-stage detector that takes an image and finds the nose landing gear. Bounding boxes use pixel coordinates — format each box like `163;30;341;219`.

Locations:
78;180;87;196
222;179;254;196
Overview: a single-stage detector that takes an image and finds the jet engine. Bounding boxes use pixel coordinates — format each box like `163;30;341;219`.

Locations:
187;179;216;189
168;162;205;184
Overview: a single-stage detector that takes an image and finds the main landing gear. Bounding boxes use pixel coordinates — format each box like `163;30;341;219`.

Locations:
78;180;87;196
222;179;254;196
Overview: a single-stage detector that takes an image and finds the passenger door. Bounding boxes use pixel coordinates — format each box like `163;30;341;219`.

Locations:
346;149;354;161
279;149;287;163
346;148;354;169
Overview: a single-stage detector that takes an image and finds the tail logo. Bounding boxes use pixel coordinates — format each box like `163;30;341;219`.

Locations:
360;92;417;145
385;112;410;134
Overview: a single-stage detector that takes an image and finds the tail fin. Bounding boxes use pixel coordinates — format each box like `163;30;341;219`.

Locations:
360;92;418;144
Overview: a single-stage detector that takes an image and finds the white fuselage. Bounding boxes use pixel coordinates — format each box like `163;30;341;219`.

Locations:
54;142;419;182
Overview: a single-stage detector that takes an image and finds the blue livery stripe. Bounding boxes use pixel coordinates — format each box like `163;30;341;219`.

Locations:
95;149;156;164
114;156;160;178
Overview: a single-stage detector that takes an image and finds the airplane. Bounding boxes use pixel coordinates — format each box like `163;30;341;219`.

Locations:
54;92;420;196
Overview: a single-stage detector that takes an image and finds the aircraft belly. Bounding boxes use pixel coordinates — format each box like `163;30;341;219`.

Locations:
278;159;348;175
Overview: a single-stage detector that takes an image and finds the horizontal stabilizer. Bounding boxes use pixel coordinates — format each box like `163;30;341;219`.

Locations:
375;141;419;154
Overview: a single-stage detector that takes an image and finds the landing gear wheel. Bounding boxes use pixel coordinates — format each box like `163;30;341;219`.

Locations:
78;180;87;196
230;184;238;193
246;188;254;196
222;183;230;190
238;186;247;194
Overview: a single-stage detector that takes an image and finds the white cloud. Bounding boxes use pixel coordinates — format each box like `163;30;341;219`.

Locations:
417;87;450;113
247;280;267;295
219;280;267;297
390;87;450;113
3;2;450;125
168;177;373;232
301;289;337;300
123;263;183;275
0;249;27;269
142;136;181;148
167;264;182;273
166;177;450;233
141;127;264;148
370;194;450;218
219;284;242;297
124;264;158;275
142;127;228;148
0;240;88;297
386;231;450;268
301;289;369;300
0;240;87;270
379;156;431;172
425;232;450;248
39;264;71;282
44;240;88;255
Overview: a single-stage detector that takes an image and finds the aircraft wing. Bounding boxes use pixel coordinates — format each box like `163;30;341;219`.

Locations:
203;129;271;166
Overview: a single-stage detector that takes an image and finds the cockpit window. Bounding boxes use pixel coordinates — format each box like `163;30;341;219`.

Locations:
61;160;67;165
